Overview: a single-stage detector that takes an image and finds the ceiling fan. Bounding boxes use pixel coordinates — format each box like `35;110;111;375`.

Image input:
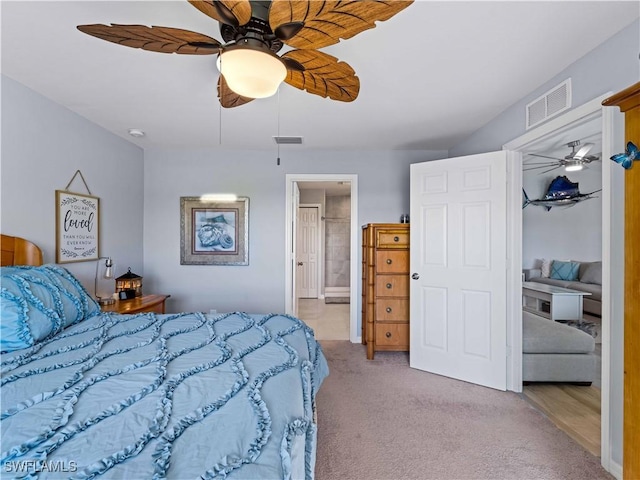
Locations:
77;0;413;108
523;140;600;174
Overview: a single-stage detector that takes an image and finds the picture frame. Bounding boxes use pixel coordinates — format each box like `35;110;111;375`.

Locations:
180;196;249;265
55;190;100;263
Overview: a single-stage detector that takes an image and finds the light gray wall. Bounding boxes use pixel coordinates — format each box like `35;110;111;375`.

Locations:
324;195;351;289
449;20;639;158
1;75;144;290
523;165;602;268
448;20;639;471
299;189;324;205
142;148;446;315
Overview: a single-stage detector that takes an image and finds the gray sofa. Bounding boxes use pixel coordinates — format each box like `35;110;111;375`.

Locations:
522;311;596;384
524;261;602;316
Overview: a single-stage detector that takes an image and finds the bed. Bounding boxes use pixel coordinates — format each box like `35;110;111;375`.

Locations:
0;235;329;479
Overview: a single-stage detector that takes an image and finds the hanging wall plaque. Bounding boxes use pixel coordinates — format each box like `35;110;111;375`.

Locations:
55;190;100;263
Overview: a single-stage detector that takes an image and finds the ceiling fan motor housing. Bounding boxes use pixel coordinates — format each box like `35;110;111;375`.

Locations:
220;15;282;53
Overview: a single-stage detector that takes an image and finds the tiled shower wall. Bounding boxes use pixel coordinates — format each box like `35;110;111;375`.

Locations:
324;195;351;288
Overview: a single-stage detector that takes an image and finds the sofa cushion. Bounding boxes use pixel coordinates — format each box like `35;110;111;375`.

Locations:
523;312;595;354
580;261;602;285
566;281;602;302
540;258;551;277
550;260;580;281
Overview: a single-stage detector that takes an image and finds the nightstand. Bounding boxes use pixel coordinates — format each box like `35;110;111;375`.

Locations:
101;294;170;314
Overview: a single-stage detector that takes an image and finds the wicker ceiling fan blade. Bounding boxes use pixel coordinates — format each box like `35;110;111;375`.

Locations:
217;75;255;108
282;50;359;102
77;24;221;54
188;0;252;27
269;0;413;49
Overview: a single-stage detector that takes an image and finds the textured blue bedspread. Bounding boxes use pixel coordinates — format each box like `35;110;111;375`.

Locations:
0;312;329;479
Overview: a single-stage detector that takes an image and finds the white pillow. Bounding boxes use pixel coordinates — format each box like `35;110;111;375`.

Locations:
540;258;551;278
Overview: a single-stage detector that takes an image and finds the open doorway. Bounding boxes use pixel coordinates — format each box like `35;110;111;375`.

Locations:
503;93;624;471
285;174;359;342
520;117;603;457
296;183;351;340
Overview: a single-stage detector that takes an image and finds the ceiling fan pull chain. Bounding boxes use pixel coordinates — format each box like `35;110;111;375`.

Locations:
277;86;281;166
219;51;223;145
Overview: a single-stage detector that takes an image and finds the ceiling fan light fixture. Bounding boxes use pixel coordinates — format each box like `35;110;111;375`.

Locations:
217;47;286;99
565;160;584;172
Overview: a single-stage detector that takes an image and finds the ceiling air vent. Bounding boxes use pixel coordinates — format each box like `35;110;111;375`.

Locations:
525;78;571;130
273;136;303;145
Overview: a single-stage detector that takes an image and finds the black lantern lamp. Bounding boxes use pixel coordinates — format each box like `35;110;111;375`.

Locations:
115;268;143;299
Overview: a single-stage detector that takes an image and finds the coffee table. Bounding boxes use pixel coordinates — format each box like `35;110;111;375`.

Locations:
522;282;591;322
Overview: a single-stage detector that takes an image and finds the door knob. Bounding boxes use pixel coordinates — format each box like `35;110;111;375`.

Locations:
412;273;420;280
297;262;303;266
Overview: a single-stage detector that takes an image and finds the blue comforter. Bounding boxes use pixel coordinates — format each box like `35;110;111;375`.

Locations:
0;311;328;479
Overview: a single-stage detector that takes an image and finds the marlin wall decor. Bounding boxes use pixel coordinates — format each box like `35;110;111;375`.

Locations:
522;175;601;211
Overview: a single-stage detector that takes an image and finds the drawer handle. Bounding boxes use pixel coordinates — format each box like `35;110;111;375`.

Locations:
386;307;392;313
394;236;399;242
386;283;392;289
385;332;392;338
386;259;392;264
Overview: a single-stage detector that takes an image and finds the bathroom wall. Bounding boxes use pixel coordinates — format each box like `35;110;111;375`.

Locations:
324;195;351;290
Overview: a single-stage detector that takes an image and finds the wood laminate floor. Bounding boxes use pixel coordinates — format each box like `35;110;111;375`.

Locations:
297;298;350;341
523;384;601;457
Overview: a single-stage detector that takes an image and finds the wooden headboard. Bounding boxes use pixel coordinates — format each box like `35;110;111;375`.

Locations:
1;234;43;266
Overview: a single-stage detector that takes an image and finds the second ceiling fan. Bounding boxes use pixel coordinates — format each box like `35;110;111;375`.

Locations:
524;140;600;174
78;0;413;108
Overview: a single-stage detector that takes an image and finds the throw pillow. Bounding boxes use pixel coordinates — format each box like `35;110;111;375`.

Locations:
540;258;551;278
580;261;602;285
1;265;100;352
549;260;580;281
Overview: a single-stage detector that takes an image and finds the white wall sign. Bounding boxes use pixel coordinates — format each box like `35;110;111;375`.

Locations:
55;190;99;263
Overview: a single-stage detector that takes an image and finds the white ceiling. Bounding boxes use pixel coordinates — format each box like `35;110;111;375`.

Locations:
2;1;637;152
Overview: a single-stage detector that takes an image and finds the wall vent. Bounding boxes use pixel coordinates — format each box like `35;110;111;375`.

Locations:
525;78;571;129
273;136;303;145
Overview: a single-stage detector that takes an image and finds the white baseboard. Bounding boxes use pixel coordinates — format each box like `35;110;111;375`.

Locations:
608;459;622;480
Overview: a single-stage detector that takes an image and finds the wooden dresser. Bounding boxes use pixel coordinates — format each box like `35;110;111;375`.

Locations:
602;81;640;480
362;223;409;360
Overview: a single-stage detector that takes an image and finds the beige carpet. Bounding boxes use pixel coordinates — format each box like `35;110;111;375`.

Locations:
315;341;611;480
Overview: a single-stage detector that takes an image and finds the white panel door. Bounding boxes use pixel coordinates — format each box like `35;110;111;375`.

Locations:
296;207;319;298
291;183;300;316
410;151;508;391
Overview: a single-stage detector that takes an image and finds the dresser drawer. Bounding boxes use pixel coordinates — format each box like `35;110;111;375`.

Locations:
376;250;409;274
375;298;409;321
375;323;409;347
376;230;409;249
376;275;409;297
